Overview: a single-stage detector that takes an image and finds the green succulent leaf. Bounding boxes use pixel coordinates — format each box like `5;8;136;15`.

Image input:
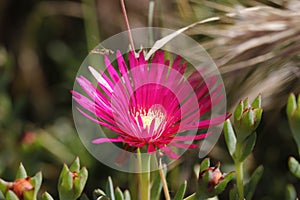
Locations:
124;190;131;200
285;184;297;200
79;167;88;192
287;93;297;118
115;187;124;200
70;157;80;172
245;109;254;127
6;190;19;200
251;95;262;109
200;158;210;173
224;119;237;157
106;176;115;200
202;169;211;184
73;176;82;199
24;171;42;200
253;110;263;132
58;158;88;200
0;179;8;195
287;93;300;154
288;157;300;178
61;171;73;192
42;192;54;200
93;188;106;199
239;132;257;162
32;171;42;193
234;100;244;122
16;163;27;179
97;197;110;200
183;193;196;200
174;181;187;200
244;166;264;200
214;171;235;194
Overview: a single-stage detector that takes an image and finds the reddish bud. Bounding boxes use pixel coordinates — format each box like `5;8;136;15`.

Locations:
9;177;34;199
21;131;36;145
199;165;224;191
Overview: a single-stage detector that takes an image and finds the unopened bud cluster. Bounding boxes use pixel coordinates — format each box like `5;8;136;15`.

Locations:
234;95;263;142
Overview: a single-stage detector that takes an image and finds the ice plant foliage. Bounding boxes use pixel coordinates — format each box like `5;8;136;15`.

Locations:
72;50;228;159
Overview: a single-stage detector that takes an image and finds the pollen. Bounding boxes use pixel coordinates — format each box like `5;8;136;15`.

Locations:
134;104;166;133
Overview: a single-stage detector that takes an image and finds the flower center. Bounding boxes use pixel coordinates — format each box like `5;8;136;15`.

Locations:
135;105;166;133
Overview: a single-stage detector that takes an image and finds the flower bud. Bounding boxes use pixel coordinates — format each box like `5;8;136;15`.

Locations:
58;157;88;200
0;163;42;200
197;159;234;199
200;165;223;191
11;178;34;198
234;95;262;142
287;93;300;154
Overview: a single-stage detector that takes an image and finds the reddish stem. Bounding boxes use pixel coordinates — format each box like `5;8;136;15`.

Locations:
120;0;135;52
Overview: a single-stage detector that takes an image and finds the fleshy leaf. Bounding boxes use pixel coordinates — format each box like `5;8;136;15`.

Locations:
73;167;88;198
252;109;263;130
285;184;297;200
106;177;115;200
16;163;27;179
173;181;187;200
69;157;80;172
224;120;236;157
93;188;106;198
61;171;73;192
288;157;300;178
234;100;244;122
42;192;54;200
0;179;8;195
115;187;124;200
97;196;110;200
287;93;296;118
200;158;210;173
183;193;196;200
214;172;235;194
124;190;131;200
6;190;19;200
239;132;257;162
58;158;88;200
244;166;264;200
251;95;261;109
287;93;300;154
24;171;42;200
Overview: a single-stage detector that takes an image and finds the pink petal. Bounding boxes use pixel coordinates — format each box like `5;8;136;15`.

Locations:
92;137;124;144
172;133;211;141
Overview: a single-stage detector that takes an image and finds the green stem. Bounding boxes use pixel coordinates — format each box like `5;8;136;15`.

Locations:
235;161;244;200
148;0;155;46
120;0;135;51
137;149;150;200
235;143;244;200
158;159;171;200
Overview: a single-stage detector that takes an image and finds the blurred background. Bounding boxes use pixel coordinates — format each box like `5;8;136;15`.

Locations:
0;0;300;199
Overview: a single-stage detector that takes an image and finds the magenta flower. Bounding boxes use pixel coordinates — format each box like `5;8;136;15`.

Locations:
72;50;228;159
